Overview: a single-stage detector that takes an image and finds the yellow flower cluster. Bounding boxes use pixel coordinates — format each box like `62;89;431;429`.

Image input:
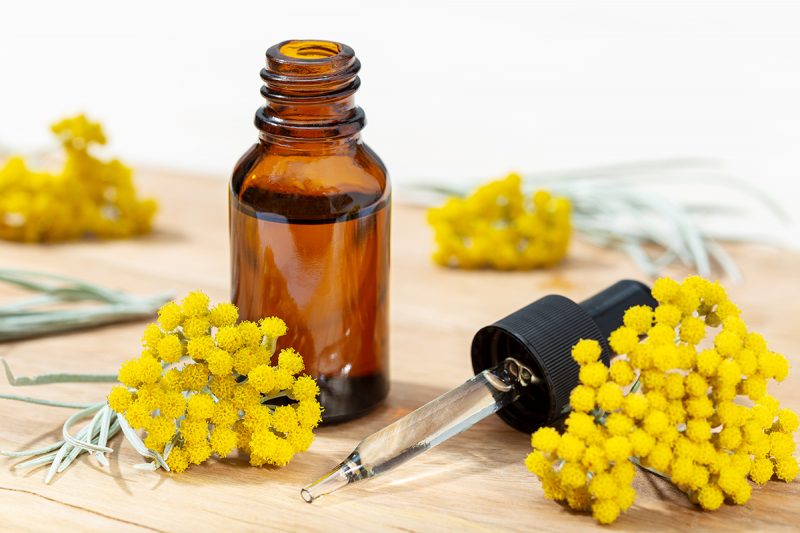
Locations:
108;292;322;473
427;173;571;269
527;276;798;524
0;115;157;242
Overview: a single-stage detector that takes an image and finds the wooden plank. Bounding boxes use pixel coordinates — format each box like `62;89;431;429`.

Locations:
0;169;798;531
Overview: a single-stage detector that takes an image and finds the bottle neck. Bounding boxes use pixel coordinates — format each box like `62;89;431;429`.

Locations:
257;132;362;155
255;40;366;144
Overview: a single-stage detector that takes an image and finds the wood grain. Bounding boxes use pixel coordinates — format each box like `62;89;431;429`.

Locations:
0;170;798;532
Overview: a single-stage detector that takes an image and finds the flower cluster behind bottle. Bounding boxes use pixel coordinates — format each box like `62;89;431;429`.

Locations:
527;276;798;524
427;173;571;270
108;292;322;473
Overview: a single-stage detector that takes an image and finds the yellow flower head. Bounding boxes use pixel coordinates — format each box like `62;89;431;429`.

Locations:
596;382;623;411
579;362;608;388
181;291;210;318
565;412;596;440
182;316;210;339
157;302;183;332
248;364;276;394
654;304;682;328
166;447;190;473
109;292;323;474
107;385;133;413
141;323;163;350
259;316;288;339
629;428;655;456
622;305;654;335
209;303;239;328
571;339;602;366
237;321;262;347
211;400;238;427
215;326;242;353
569;385;596;413
622;393;649;420
605;413;633;437
210;426;238;457
777;408;799;433
531;427;561;454
608;326;639;355
560;462;586;488
291;375;320;402
557;433;586;463
206;349;234;377
180;363;210;392
296;400;323;429
156;334;184;364
186;335;216;361
187;393;215;420
278;348;305;375
609;359;635;386
604;436;631;462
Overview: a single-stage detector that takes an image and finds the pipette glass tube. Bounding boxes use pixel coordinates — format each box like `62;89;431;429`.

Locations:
300;358;536;503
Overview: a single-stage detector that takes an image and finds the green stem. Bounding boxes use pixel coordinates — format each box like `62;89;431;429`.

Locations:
0;393;95;409
1;440;65;458
629;374;642;394
14;452;59;470
1;358;117;386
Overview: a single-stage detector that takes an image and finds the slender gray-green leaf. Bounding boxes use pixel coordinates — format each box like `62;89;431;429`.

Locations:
62;404;113;454
117;413;171;472
1;358;117;386
58;407;106;472
1;440;65;458
0;393;95;409
13;452;59;470
0;269;172;342
44;442;71;484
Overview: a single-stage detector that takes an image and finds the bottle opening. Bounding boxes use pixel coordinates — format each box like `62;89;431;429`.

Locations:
279;40;341;60
259;39;364;139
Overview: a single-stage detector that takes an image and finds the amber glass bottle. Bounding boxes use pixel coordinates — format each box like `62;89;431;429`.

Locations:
230;40;390;423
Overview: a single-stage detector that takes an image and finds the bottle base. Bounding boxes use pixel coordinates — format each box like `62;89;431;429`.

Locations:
317;372;389;424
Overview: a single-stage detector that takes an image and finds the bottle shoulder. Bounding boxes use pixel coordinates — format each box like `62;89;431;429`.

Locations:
231;141;389;221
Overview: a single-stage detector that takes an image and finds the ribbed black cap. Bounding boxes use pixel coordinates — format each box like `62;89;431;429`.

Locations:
471;280;655;434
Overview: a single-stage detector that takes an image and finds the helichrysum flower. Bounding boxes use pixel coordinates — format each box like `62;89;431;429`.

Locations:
209;303;239;328
109;291;323;473
107;385;133;413
526;276;798;524
0;115;157;242
427;173;571;270
158;302;183;331
260;316;288;339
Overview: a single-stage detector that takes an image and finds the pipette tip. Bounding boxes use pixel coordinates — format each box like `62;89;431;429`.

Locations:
300;458;356;503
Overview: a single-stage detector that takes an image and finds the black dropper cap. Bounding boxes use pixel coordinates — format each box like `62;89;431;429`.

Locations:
471;280;656;434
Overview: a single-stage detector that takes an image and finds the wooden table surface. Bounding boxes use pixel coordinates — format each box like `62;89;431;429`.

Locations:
0;170;798;532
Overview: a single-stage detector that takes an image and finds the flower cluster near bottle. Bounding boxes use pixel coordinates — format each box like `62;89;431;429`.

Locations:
427;173;571;269
526;276;798;524
108;292;322;472
0;115;156;242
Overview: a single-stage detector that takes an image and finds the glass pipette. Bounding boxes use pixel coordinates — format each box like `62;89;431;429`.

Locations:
300;280;656;503
301;358;536;503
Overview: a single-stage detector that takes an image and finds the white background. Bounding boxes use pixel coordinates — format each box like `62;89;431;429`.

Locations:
1;0;799;228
